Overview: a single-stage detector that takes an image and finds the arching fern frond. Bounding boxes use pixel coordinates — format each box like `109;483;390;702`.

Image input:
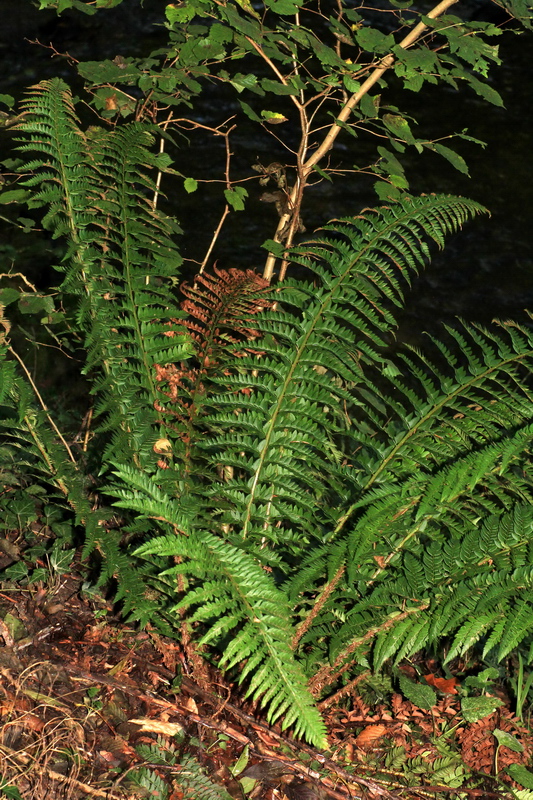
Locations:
196;195;487;551
111;463;328;748
15;79;192;471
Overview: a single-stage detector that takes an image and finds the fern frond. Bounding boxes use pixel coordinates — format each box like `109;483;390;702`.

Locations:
16;80;192;469
155;266;272;480
197;195;487;550
110;464;327;748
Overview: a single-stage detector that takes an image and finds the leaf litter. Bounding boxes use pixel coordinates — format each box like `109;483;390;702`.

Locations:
0;566;531;799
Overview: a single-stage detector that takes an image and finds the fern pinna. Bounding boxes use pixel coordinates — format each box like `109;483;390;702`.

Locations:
7;80;533;748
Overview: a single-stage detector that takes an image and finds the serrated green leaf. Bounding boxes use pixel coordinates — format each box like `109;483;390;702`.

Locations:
0;189;30;204
355;27;395;54
374;181;402;201
260;79;297;96
78;58;140;84
399;674;436;710
18;294;54;316
359;92;379;118
432;143;470;175
224;186;248;211
239;100;262;121
382;114;418;146
461;696;503;723
467;75;504;107
0;288;20;306
264;0;303;12
343;75;361;93
230;73;259;93
261;238;285;256
507;764;533;789
184;177;198;194
312;164;333;182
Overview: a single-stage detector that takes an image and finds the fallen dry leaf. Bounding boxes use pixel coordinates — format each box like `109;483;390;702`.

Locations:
424;673;459;695
354;724;387;748
182;696;198;714
129;718;185;736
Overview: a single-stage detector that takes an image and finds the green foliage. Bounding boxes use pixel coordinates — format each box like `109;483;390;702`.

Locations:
29;0;521;263
399;674;436;710
382;742;470;791
1;0;532;751
131;737;234;800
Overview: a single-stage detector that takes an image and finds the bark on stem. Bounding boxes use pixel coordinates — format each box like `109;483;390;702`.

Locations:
262;0;460;282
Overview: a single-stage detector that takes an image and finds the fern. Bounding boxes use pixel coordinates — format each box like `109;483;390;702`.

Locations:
109;194;499;742
154;265;272;484
113;465;328;746
132;737;235;800
7;79;533;748
176;754;235;800
16;79;192;469
112;193;533;739
2;79;192;618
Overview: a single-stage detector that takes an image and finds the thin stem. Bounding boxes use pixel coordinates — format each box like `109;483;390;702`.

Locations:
245;35;303;113
9;346;77;464
304;0;458;175
292;564;345;650
152;112;174;211
199;205;230;274
308;602;429;696
318;670;370;711
200;123;236;273
262;0;460;281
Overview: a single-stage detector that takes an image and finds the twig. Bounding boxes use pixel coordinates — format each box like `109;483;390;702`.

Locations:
152;112;174;210
292;564;345;650
8;346;77;465
262;0;460;281
0;742;124;799
318;670;370;711
308;602;429;695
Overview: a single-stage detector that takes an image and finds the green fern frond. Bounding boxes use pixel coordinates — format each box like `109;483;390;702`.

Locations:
195;195;487;550
109;465;327;748
176;754;235;800
16;80;192;469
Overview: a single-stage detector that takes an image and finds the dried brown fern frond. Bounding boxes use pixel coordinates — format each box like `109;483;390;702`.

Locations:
153;266;272;455
181;265;272;358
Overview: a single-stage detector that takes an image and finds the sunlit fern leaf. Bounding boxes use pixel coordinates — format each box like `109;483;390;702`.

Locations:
113;465;328;748
196;196;487;552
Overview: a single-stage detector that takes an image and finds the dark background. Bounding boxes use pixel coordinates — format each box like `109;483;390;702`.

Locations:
1;0;532;343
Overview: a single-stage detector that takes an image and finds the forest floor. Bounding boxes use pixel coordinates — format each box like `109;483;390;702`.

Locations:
0;565;532;800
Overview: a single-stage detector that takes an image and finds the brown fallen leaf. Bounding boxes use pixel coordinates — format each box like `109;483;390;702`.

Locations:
354;724;387;748
128;718;184;736
424;673;459;695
